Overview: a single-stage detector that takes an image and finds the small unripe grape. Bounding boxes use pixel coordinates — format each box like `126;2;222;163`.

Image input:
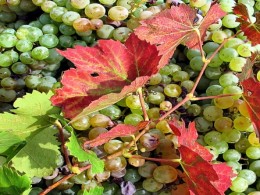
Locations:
89;114;113;128
71;116;91;130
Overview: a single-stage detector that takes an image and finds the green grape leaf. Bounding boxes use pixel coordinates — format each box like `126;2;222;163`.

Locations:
66;130;104;174
134;3;226;66
51;34;163;119
83;186;103;195
0;90;60;140
0;131;23;154
11;126;61;178
0;166;31;195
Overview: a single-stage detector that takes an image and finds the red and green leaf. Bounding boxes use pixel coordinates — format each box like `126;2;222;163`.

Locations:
134;3;226;65
84;121;149;148
241;77;260;137
233;4;260;46
51;34;163;119
169;120;235;195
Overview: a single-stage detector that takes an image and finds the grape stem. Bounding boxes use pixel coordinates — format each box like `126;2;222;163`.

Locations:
191;93;239;101
137;87;149;121
39;165;91;195
54;120;72;169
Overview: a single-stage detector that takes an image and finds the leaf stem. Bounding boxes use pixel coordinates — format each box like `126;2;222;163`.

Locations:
54;120;72;169
137;87;149;121
196;29;206;62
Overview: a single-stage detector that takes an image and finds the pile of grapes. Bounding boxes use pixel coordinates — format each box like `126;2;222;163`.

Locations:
0;0;260;194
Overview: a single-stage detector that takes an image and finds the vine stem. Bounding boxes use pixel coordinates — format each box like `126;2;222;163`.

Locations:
54;120;72;169
191;93;238;101
39;165;91;195
137;87;149;121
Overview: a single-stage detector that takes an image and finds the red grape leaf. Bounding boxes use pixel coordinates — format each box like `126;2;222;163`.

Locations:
169;120;235;195
238;53;258;82
169;120;212;161
233;4;260;46
241;77;260;137
51;34;163;119
84;121;149;147
134;4;226;65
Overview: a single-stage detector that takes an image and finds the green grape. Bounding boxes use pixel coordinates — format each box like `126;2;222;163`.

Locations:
153;165;178;184
223;29;234;37
89;113;112;128
186;49;202;60
205;67;222;79
142;178;163;192
237;43;252;57
16;25;43;42
229;57;247;72
50;6;68;22
235;137;251;153
206;85;223;96
224;38;244;49
181;80;194;92
189;0;207;7
212;30;228;43
214;117;233;132
39;34;59;48
112;27;132;42
147;91;165;105
222;14;240;28
15;39;33;52
11;62;29;74
108;6;129;21
0;33;18;48
138;161;158;178
71;116;90;130
85;3;106;19
105;156;127;172
2;28;16;35
31;46;49;60
59;23;76;36
223;86;242;100
1;77;16;89
203;106;223;121
208;19;222;31
238;0;255;6
104;140;123;154
211;140;229;154
42;24;59;35
149;73;162;85
228;162;242;173
248;132;260;147
126;94;141;109
160;75;171;84
100;105;121;120
207;52;223;67
29;20;44;29
249;160;260;177
0;88;16;102
0;11;17;23
70;0;89;9
163;84;182;97
187;104;201;116
39;13;54;24
59;35;74;48
172;70;190;82
205;146;219;160
246;146;260;160
99;0;116;5
147;107;160;120
0;68;11;79
230;177;248;193
41;1;57;13
190;56;203;71
102;182;120;195
25;75;42;89
88;127;107;140
219;0;236;12
124;113;143;126
32;0;45;6
20;52;37;65
223;149;241;162
4;50;18;64
233;116;251;131
238;169;257;185
0;54;12;67
195;117;213;133
96;24;114;39
222;129;241;143
159;101;172;111
204;130;222;145
62;11;80;26
203;42;220;54
214;96;234;109
219;48;239;62
124;169;141;183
